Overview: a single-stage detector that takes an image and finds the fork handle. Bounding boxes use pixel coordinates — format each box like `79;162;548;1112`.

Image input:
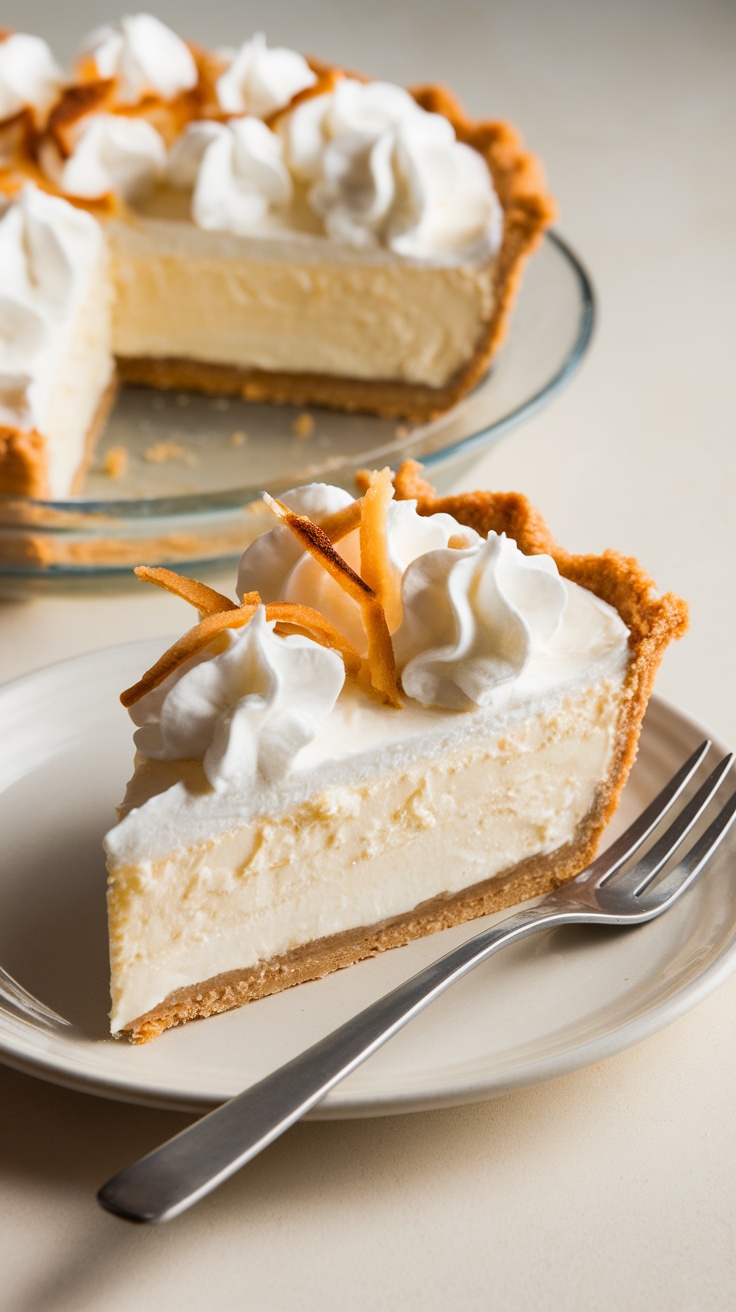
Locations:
98;901;574;1222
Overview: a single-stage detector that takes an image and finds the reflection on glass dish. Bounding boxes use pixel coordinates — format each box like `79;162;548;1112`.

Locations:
0;231;593;576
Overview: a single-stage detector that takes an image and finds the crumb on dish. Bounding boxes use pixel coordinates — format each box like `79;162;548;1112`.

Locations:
102;446;129;479
292;412;315;439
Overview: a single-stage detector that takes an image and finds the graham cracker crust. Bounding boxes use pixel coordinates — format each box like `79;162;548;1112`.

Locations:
116;355;486;421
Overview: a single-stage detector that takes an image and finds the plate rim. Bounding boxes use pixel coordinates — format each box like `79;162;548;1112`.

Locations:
0;642;732;1118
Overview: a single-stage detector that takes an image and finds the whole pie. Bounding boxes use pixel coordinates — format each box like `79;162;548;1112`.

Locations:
0;17;554;498
104;461;688;1041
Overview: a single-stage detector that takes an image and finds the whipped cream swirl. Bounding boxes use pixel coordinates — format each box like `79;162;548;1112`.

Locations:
395;534;568;709
0;33;63;124
215;32;316;118
45;112;167;201
0;185;104;429
238;482;571;711
168;117;292;232
130;607;345;789
280;78;503;257
80;13;198;103
237;483;479;654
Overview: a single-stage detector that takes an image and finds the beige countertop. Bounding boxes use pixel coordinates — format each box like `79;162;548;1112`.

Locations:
2;1;735;1308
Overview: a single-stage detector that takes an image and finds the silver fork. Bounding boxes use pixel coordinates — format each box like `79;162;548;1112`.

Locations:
0;965;71;1029
98;739;736;1224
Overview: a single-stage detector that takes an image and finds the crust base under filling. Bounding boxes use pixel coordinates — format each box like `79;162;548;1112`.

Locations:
124;805;606;1043
118;354;485;423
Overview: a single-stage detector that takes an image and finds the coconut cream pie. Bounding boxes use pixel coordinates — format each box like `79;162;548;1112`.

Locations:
0;15;554;498
104;462;688;1041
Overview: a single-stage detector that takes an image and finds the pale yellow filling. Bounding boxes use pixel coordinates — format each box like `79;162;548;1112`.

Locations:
108;217;495;388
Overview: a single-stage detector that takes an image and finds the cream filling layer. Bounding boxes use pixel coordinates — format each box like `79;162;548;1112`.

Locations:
107;677;625;1032
107;215;495;388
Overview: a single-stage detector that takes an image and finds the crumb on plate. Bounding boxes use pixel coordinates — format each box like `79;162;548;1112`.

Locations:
144;441;189;464
292;412;315;439
102;446;129;479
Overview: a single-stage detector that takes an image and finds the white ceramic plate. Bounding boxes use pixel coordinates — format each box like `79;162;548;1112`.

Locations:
0;640;734;1118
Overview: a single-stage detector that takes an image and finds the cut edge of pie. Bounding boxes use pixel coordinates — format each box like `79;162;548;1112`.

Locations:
111;460;688;1043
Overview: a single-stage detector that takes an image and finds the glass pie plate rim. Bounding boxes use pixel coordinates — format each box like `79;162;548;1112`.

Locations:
0;228;594;575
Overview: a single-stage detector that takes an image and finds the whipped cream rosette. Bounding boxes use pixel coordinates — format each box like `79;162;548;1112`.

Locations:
40;14;204;203
130;606;345;790
78;14;198;104
46;112;167;202
0;33;62;125
279;78;503;257
168;116;293;232
214;32;316;118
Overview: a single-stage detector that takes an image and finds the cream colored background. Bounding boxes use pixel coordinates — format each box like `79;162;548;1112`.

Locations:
2;1;735;1308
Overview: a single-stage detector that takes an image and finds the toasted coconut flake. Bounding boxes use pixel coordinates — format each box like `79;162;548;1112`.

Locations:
133;565;238;616
263;493;372;605
121;604;259;707
266;67;343;130
263;491;402;705
318;498;362;545
265;602;362;678
362;596;402;707
360;467;401;631
47;80;115;157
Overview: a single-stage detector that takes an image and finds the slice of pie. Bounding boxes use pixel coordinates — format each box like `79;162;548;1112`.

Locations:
0;185;115;497
104;461;688;1041
0;16;554;498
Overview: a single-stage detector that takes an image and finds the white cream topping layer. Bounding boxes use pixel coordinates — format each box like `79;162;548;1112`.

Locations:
25;25;502;263
80;14;198;103
0;33;62;123
162;70;502;261
0;185;109;443
46;113;167;201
